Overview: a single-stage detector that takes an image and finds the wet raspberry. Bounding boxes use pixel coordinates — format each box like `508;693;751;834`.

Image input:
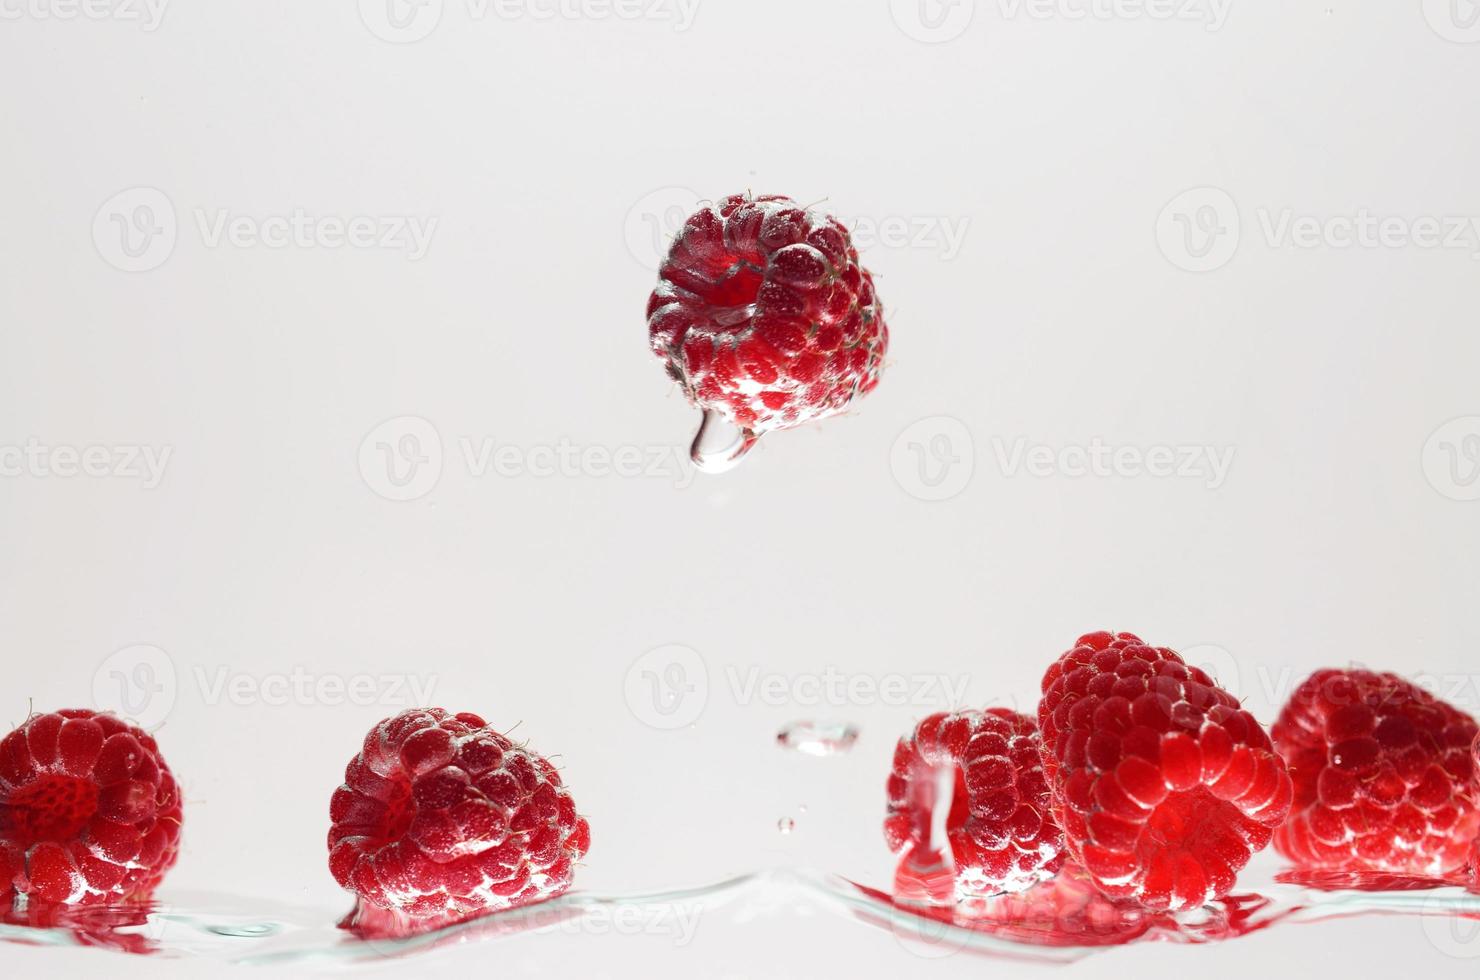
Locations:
885;709;1066;897
1037;632;1292;912
0;709;182;907
1272;669;1479;878
648;194;888;439
328;708;589;922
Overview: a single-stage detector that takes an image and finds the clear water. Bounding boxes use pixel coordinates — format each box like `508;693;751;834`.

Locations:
775;721;860;757
3;870;1478;965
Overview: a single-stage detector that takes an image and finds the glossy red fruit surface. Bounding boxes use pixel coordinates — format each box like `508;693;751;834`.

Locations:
648;194;888;436
1272;669;1479;877
1038;632;1292;912
0;709;182;907
328;708;589;921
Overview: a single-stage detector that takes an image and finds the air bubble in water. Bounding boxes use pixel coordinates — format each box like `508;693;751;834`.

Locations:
776;721;859;757
777;818;795;835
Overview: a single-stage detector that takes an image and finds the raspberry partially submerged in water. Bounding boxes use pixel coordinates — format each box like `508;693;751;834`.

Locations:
648;194;889;463
1272;669;1479;878
0;709;182;907
884;709;1066;897
328;708;589;922
1037;632;1292;912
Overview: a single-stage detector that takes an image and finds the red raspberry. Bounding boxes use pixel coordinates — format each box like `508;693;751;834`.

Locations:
0;709;182;907
1271;669;1479;877
647;194;889;454
1037;631;1292;912
328;708;590;922
884;709;1066;897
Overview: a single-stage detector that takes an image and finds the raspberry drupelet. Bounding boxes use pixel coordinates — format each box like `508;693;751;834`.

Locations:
0;709;182;907
328;708;589;923
1037;632;1292;912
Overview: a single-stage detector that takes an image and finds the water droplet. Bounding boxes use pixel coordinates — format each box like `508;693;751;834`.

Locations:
776;721;859;757
690;409;761;474
777;817;795;835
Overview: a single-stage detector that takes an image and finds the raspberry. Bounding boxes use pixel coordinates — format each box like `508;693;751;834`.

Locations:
1037;631;1292;912
1271;669;1479;878
328;708;590;922
0;709;183;907
884;709;1066;897
647;194;888;463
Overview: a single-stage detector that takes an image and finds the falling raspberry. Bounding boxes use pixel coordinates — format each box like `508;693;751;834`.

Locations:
1272;669;1479;879
885;709;1066;899
1037;632;1292;913
328;708;589;926
0;709;183;908
647;194;889;472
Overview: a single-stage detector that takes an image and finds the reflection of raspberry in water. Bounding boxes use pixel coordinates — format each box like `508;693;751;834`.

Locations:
648;194;889;470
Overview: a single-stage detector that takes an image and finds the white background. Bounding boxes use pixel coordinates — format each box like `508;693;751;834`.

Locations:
3;0;1480;976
